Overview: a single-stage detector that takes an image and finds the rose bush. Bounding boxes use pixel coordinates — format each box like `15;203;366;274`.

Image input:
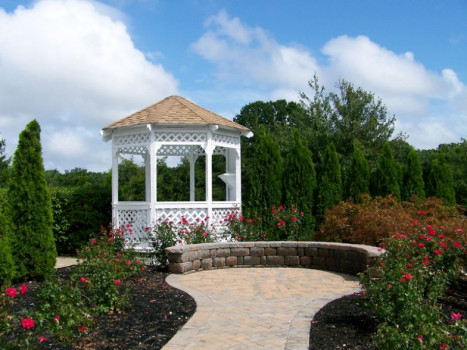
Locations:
360;218;466;349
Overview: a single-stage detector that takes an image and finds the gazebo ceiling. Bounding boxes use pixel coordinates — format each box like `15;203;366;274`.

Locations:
103;95;250;132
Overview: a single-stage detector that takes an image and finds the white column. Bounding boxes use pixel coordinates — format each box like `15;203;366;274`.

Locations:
205;132;214;220
111;142;119;226
149;128;158;226
235;147;241;204
189;146;196;202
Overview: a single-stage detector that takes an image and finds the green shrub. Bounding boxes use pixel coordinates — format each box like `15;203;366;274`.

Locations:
150;216;214;265
0;210;14;287
34;278;92;343
72;224;143;312
6;120;56;280
360;224;466;349
224;213;267;242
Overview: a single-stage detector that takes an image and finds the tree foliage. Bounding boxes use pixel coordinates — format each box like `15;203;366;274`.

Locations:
427;150;456;206
0;209;15;287
245;126;283;228
402;147;425;201
372;142;401;200
317;142;342;215
0;136;10;187
6;120;57;280
300;76;398;169
283;131;316;235
344;141;370;202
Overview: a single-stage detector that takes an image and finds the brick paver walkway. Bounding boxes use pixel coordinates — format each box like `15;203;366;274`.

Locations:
164;268;360;350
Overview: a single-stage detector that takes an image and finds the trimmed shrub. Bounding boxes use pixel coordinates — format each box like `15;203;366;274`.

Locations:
6;120;56;280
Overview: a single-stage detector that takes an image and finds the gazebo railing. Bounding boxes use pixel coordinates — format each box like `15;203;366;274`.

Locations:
114;201;240;250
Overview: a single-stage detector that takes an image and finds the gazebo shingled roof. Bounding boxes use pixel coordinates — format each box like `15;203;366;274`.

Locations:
103;95;250;132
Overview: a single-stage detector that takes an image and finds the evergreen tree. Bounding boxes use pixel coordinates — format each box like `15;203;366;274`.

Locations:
245;126;283;228
402;147;425;201
345;142;370;202
372;142;401;200
0;136;10;187
427;150;456;205
283;131;317;236
6;120;57;280
0;209;15;287
317;142;342;215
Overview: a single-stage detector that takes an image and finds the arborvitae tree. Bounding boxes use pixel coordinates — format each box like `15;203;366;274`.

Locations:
317;142;342;215
6;120;57;280
402;147;425;201
283;131;317;236
0;209;15;287
372;142;401;200
246;126;283;227
0;136;10;187
427;150;456;206
345;142;370;202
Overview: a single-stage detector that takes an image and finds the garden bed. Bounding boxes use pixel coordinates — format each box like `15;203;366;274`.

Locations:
6;266;466;349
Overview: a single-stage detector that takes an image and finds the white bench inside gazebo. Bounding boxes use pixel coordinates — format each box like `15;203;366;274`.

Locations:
101;96;252;250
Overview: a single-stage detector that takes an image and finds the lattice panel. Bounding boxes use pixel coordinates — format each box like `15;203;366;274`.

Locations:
117;209;148;245
212;133;240;147
155;208;208;225
212;208;240;227
117;145;148;155
155;132;206;143
114;133;150;146
157;145;205;156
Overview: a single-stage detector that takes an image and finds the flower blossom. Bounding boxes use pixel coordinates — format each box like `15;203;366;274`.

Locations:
22;317;35;330
451;312;462;320
20;283;27;295
5;287;17;298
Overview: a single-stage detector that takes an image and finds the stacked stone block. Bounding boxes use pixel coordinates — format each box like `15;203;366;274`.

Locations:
166;242;382;276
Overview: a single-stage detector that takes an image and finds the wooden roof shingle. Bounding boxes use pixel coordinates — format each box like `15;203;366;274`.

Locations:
103;95;250;132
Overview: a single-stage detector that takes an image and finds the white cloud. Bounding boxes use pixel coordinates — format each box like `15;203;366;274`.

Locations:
191;12;467;149
191;9;319;94
0;0;178;171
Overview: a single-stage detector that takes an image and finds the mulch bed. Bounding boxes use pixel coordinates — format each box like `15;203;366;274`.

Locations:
309;278;467;349
6;268;467;349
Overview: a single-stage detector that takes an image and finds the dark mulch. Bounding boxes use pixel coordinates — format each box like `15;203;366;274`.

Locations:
7;268;467;350
7;266;196;350
309;278;467;350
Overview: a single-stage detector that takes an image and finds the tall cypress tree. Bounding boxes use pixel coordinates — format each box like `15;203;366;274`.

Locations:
317;142;342;214
7;120;57;280
402;147;425;201
372;142;401;200
427;150;456;205
246;126;283;227
283;131;317;235
345;142;370;202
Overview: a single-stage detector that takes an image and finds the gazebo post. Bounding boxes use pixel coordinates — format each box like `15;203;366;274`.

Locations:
235;148;241;203
205;129;215;220
148;127;157;225
189;146;196;202
111;144;119;224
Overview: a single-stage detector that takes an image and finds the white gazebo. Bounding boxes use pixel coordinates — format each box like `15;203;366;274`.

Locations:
101;96;252;249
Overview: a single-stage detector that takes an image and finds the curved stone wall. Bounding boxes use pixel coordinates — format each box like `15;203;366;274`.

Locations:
166;241;382;275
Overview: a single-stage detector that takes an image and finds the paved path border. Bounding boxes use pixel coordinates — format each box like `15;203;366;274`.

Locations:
164;268;361;349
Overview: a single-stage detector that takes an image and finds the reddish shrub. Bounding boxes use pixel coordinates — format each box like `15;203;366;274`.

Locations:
316;195;467;246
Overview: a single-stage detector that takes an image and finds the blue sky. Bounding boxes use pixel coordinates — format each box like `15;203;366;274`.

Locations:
0;0;466;171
